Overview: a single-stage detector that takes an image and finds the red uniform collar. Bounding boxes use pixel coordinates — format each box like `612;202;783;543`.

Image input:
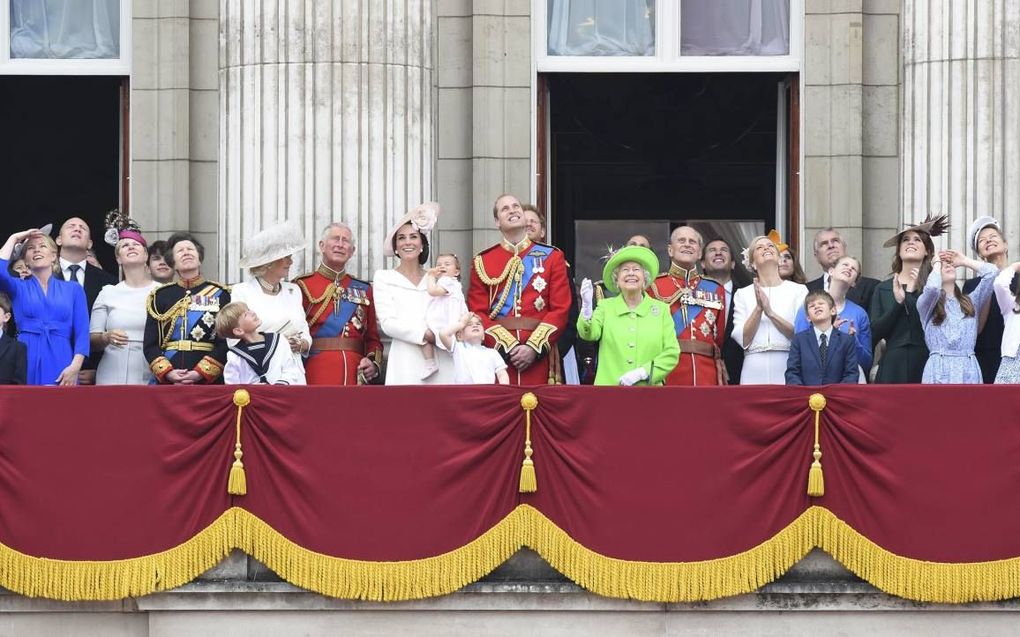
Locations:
668;263;699;284
177;275;205;290
500;236;532;256
317;262;347;282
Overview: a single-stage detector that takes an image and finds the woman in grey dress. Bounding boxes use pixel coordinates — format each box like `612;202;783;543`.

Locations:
917;249;996;384
90;227;159;385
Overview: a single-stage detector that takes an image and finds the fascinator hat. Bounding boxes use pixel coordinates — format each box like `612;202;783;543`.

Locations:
104;210;146;248
882;213;949;248
238;221;307;269
384;202;441;257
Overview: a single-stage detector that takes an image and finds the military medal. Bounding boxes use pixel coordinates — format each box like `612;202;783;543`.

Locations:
532;254;545;273
532;275;547;293
534;297;546;311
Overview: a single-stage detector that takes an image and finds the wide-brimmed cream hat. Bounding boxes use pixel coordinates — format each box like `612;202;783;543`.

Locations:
238;221;306;269
383;202;441;257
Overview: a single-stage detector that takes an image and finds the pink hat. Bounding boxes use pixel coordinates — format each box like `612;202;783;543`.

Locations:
118;229;147;247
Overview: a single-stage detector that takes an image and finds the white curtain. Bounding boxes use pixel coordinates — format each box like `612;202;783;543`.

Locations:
548;0;655;57
10;0;120;59
681;0;789;56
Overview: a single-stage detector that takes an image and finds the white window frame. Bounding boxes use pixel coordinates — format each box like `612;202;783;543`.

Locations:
0;0;131;75
531;0;805;237
535;0;802;73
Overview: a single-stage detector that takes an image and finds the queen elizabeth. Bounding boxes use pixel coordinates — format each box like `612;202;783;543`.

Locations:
577;246;679;386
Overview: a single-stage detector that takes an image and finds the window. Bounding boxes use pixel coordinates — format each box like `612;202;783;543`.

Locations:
547;0;655;57
0;0;130;74
537;0;800;72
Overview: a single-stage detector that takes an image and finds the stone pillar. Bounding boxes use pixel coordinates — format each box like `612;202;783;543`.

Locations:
902;0;1020;255
218;0;434;282
132;0;219;271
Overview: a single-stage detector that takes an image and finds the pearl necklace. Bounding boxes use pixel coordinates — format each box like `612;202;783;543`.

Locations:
256;277;281;295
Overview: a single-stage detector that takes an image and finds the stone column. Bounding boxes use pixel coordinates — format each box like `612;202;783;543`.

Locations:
132;1;220;269
219;0;434;282
902;0;1020;255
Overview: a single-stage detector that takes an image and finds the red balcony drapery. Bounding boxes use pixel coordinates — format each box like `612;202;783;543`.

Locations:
0;384;1017;602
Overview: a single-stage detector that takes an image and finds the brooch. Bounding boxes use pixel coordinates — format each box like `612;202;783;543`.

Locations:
651;305;661;316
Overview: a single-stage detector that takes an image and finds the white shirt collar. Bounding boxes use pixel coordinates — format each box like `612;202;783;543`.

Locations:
60;257;87;272
813;325;833;344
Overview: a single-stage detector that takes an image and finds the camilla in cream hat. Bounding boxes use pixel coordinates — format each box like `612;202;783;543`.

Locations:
230;220;312;369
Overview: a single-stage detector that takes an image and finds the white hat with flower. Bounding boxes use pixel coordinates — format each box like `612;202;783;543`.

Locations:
238;220;307;269
384;202;441;257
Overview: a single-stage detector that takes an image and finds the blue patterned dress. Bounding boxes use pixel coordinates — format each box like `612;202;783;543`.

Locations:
917;263;996;384
0;258;90;385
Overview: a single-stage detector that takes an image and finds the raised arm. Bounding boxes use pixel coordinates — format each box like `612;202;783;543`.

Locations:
994;264;1020;316
916;266;942;326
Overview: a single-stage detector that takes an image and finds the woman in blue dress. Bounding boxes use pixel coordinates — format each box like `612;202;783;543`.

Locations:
0;229;89;385
917;249;996;384
794;255;872;381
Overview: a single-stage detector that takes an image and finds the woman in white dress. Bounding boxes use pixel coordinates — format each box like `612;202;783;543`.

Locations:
230;222;311;379
373;202;455;385
90;227;160;385
732;235;808;385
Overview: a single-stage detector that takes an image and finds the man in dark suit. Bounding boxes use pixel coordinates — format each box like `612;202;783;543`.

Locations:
806;228;879;311
786;291;859;385
56;217;118;383
701;237;751;384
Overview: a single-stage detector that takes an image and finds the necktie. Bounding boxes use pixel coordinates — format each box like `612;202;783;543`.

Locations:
819;333;828;368
68;264;82;286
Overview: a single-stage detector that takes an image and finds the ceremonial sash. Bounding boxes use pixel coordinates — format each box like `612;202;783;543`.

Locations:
493;245;548;318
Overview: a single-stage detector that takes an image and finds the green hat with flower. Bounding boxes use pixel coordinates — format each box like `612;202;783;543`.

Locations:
602;245;660;294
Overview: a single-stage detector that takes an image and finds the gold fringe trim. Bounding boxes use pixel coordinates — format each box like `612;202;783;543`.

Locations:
520;505;814;602
811;506;1020;603
0;509;237;601
2;506;1020;603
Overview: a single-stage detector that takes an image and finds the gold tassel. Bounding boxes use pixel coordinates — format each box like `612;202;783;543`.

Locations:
519;392;539;493
806;393;826;497
228;389;251;496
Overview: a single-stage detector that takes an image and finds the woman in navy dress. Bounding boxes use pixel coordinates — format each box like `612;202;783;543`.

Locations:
0;229;89;385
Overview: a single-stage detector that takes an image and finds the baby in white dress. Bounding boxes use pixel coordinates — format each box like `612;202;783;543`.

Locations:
422;253;468;379
439;312;509;385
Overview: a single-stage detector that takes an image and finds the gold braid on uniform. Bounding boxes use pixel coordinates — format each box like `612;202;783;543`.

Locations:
146;289;191;352
474;255;523;320
296;278;338;328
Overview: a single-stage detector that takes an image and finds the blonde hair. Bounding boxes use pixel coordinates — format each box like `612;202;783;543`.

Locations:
214;302;248;339
25;235;61;275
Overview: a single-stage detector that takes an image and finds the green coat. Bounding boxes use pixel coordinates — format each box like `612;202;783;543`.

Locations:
870;277;928;383
577;293;680;386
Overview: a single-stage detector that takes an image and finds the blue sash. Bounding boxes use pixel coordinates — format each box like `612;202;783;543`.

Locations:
494;245;548;318
308;280;368;356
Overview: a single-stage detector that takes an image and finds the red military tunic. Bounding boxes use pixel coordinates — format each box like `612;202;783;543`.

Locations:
649;263;726;386
294;263;383;386
468;237;571;385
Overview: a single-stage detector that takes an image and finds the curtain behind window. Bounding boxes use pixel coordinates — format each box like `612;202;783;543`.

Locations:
11;0;120;59
548;0;655;56
681;0;789;56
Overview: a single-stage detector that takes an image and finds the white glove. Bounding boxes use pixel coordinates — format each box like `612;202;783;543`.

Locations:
618;367;649;386
579;278;594;320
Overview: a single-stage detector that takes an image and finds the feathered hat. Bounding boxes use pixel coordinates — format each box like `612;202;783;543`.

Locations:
104;210;146;247
882;213;949;248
